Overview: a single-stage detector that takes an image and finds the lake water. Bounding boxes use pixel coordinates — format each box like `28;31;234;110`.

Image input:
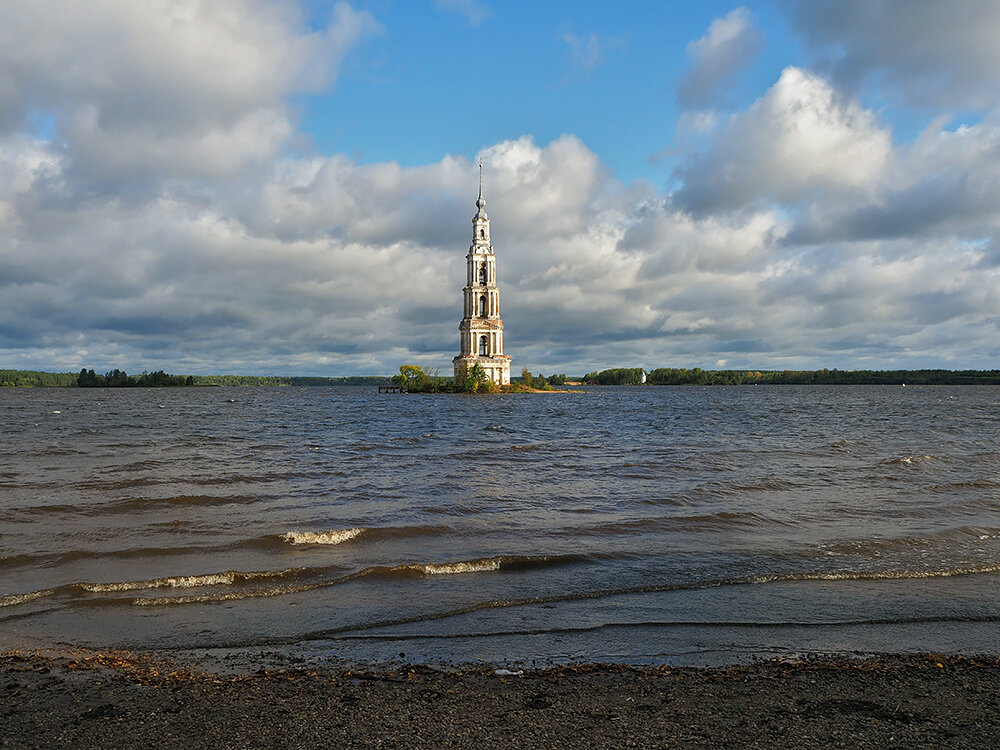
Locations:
2;385;1000;667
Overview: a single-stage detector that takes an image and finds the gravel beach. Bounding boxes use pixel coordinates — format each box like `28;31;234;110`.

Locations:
3;650;999;748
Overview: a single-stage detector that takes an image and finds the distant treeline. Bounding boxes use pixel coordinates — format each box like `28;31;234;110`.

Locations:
4;367;1000;388
0;370;78;387
80;372;392;387
1;370;394;388
582;368;647;385
192;375;391;387
77;369;194;387
582;368;1000;386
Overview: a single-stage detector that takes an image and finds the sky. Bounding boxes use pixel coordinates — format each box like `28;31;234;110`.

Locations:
2;0;1000;377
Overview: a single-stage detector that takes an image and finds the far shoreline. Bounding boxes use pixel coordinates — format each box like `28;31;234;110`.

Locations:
5;366;1000;388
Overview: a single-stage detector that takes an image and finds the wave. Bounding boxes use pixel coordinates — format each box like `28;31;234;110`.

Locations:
279;525;454;546
422;559;501;575
883;454;936;466
132;554;1000;612
0;565;328;608
134;554;585;606
11;549;1000;616
0;589;58;608
80;567;305;592
134;584;315;607
281;528;365;546
349;554;584;583
818;525;1000;556
0;553;585;610
748;564;1000;584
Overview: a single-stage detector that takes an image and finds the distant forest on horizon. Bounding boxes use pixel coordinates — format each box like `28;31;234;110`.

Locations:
3;367;1000;388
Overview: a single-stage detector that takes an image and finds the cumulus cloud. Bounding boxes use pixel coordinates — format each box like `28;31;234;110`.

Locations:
3;2;1000;376
0;143;457;373
675;67;891;212
0;129;645;374
784;0;1000;111
789;119;1000;246
5;109;1000;374
3;116;1000;374
0;0;378;183
676;7;763;109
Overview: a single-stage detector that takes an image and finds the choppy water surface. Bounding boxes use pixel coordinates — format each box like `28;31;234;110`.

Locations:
2;385;1000;666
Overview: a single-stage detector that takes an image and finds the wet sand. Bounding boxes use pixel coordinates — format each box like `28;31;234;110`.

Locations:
3;650;999;748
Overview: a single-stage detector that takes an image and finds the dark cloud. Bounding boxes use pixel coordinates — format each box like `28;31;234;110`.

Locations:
787;121;1000;245
676;7;763;109
784;0;1000;111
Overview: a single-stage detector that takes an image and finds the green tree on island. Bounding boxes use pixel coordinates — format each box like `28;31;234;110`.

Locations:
391;363;498;393
519;367;553;390
461;363;494;393
391;364;452;392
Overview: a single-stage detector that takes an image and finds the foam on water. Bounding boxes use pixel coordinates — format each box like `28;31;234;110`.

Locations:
0;589;57;607
81;567;302;592
120;554;579;606
0;568;314;609
422;558;502;575
281;528;365;545
135;584;316;607
748;563;1000;584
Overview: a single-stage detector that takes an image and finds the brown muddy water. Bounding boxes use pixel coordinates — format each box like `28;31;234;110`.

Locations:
3;385;1000;666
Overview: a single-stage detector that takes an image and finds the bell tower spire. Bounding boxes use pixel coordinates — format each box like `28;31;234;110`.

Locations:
454;163;510;386
472;162;491;248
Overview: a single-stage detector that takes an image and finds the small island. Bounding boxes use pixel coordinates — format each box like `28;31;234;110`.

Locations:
392;365;570;393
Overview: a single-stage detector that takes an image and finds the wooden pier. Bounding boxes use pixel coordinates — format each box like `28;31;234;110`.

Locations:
378;385;405;393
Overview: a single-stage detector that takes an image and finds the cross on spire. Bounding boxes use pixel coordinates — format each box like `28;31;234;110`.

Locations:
475;162;487;215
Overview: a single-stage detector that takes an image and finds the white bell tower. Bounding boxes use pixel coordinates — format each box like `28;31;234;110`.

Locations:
453;164;511;385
